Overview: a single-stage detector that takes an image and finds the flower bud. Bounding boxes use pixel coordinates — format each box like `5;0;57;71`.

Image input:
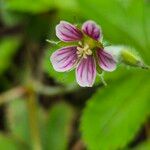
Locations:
104;46;149;69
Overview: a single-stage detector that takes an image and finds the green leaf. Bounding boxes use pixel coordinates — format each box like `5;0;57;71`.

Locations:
54;0;78;11
80;72;150;150
0;133;18;150
0;9;25;27
0;36;21;75
44;103;74;150
2;0;78;14
133;140;150;150
2;0;53;14
7;99;30;149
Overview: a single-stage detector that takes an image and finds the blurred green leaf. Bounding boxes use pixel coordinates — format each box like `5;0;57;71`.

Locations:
80;72;150;150
0;134;18;150
78;0;150;63
7;99;30;149
54;0;78;11
2;0;78;14
44;103;74;150
0;2;26;27
0;36;21;75
133;140;150;150
2;0;53;14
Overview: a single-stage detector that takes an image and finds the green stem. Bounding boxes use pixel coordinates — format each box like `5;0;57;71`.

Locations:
99;72;107;86
27;91;42;150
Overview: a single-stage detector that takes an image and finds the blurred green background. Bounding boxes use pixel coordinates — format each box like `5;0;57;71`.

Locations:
0;0;150;150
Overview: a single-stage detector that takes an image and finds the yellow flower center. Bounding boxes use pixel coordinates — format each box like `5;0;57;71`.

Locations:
77;42;92;59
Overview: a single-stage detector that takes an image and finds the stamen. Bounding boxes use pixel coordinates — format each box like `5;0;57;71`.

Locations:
84;44;89;50
78;41;82;46
86;49;92;55
77;47;83;52
77;43;93;59
83;53;87;59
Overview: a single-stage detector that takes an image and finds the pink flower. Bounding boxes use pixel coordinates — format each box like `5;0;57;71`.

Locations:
50;20;116;87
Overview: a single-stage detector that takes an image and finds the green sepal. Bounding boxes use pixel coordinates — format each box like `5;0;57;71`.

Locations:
102;40;111;47
58;41;78;47
82;34;103;49
46;39;78;48
96;64;102;74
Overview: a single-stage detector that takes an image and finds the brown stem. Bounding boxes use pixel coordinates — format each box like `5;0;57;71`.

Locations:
33;81;79;96
0;82;79;106
0;86;26;105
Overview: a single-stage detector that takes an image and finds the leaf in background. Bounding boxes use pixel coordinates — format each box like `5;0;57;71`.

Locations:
54;0;78;11
0;36;21;75
133;140;150;150
6;99;30;149
80;72;150;150
0;134;18;150
78;0;150;63
2;0;78;14
2;0;53;14
144;2;150;49
44;103;74;150
0;9;25;27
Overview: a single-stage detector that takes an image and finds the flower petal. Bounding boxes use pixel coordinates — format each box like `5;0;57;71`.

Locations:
56;21;83;42
97;49;116;72
82;20;101;40
50;46;78;72
76;56;96;87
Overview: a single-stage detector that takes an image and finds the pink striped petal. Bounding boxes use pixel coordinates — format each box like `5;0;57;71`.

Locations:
97;49;116;72
82;20;101;40
56;21;83;42
50;46;78;72
76;56;96;87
